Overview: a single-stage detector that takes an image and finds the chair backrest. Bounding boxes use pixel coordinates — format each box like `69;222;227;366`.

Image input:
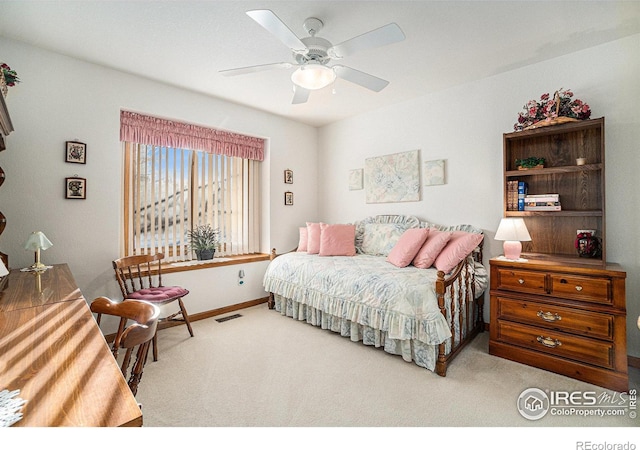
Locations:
113;253;165;297
90;296;160;396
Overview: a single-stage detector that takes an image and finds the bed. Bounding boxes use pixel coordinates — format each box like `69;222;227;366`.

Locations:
263;215;488;376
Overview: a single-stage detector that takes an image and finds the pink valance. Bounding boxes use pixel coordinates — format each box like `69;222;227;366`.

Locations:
120;110;264;161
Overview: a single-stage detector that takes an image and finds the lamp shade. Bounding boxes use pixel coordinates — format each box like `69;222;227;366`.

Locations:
24;231;53;251
0;259;8;277
495;218;531;242
291;63;336;90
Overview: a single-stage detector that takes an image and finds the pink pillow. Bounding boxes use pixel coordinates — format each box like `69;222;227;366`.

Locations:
434;231;484;273
387;228;430;267
319;223;356;256
412;229;453;269
306;222;321;254
297;227;308;252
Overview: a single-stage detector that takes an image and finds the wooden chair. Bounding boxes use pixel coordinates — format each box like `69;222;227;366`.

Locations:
112;253;194;361
90;296;160;397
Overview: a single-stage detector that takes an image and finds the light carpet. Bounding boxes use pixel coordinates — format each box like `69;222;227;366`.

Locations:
136;304;639;429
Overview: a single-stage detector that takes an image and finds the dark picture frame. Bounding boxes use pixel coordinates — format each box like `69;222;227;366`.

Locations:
284;169;293;184
284;191;293;206
65;141;86;164
65;177;87;199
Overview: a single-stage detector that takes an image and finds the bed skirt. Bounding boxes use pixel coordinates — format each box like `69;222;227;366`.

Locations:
273;294;443;372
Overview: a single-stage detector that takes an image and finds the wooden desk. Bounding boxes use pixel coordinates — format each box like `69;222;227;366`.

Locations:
0;263;82;312
0;264;143;426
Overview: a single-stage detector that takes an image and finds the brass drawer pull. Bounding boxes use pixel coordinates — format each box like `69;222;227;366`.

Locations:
537;311;561;322
537;336;562;348
575;285;583;291
518;279;525;284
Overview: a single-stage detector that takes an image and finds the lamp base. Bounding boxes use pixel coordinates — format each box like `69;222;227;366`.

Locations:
503;240;523;260
25;262;49;272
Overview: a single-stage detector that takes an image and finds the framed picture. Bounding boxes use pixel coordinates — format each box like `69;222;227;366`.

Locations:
284;169;293;184
284;191;294;205
65;177;86;199
65;141;86;164
424;159;446;186
365;149;421;203
348;168;363;190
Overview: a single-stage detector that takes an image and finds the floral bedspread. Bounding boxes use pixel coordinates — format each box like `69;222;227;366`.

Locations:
263;252;454;345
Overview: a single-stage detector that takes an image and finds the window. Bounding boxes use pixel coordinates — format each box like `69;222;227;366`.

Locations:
120;111;264;262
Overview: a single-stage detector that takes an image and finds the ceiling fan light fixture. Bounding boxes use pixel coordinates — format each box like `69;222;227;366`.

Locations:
291;63;336;90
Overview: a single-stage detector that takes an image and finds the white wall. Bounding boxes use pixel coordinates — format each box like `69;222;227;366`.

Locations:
318;34;640;357
0;38;318;315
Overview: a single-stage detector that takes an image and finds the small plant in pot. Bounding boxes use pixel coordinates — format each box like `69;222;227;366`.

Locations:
187;225;220;260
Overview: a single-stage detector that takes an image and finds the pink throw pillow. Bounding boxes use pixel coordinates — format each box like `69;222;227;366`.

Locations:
412;229;453;269
297;227;308;252
319;223;356;256
306;222;322;254
434;231;484;273
387;228;430;267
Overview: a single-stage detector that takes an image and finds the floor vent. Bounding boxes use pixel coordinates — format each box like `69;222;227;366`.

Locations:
215;313;242;323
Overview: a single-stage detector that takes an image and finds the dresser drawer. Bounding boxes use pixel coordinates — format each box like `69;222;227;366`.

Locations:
495;268;546;295
550;274;611;305
494;320;614;369
494;296;614;340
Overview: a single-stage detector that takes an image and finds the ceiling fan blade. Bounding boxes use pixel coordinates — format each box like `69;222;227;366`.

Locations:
333;65;389;92
292;85;310;104
329;23;405;59
246;9;308;54
219;62;293;76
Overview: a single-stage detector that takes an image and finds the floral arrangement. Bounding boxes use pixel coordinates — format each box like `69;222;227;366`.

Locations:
514;88;591;131
1;63;20;87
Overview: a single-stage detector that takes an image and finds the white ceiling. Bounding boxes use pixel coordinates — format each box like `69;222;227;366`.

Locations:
1;1;639;127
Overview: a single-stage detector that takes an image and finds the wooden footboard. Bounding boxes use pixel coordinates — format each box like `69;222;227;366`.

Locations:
434;255;484;377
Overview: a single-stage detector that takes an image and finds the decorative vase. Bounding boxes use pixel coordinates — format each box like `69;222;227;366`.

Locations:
196;249;215;260
575;232;601;258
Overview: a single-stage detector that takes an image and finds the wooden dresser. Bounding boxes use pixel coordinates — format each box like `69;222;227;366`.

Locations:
489;257;628;392
0;264;143;426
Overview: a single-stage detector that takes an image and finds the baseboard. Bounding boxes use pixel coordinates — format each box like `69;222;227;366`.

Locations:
483;322;640;370
104;296;269;342
188;296;269;322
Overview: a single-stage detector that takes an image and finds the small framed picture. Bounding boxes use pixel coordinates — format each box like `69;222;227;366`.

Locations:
284;191;294;205
284;169;293;184
65;177;86;199
65;141;86;164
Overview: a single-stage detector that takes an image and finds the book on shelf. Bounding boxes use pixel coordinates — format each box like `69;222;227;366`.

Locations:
517;181;528;211
525;200;561;207
507;180;519;211
524;193;560;203
524;203;562;211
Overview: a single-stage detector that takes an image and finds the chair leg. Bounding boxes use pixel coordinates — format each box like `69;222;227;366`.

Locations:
128;342;151;397
152;332;158;362
179;298;194;337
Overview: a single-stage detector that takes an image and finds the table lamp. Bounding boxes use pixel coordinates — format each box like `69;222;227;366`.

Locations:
23;231;53;271
495;218;531;260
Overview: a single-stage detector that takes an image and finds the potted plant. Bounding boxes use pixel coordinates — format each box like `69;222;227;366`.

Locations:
187;225;220;260
515;157;545;170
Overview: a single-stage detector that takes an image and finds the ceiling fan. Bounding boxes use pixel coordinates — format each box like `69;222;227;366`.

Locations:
220;9;406;104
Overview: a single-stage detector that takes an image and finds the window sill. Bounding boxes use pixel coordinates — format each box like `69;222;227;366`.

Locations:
160;253;271;274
